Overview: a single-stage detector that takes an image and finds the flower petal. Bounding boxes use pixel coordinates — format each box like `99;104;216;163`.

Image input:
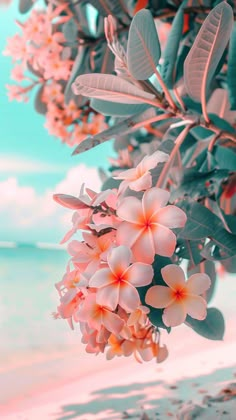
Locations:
89;268;114;288
96;284;119;311
131;228;155;264
155;205;187;228
108;245;131;276
141;151;168;172
187;273;211;295
116;222;143;248
185;295;207;320
162;301;187;327
142;188;170;218
161;264;186;290
125;262;154;287
102;310;124;334
119;283;140;312
145;285;174;308
130;172;152;192
117;196;143;224
152;224;177;257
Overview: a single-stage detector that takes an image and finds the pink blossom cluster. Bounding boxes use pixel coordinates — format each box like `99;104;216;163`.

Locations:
4;3;106;145
53;151;211;362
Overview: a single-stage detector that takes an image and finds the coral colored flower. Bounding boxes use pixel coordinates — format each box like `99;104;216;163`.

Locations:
117;188;187;263
145;264;211;327
115;150;168;192
76;293;124;334
89;245;154;312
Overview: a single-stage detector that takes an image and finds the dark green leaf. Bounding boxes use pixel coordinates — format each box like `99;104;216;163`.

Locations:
127;9;161;80
19;0;33;13
185;308;225;340
227;23;236;110
63;18;78;42
176;239;204;266
161;8;183;88
34;86;47;115
213;145;236;171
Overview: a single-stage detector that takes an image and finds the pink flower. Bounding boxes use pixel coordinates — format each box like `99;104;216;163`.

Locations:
89;245;154;312
76;293;124;334
117;187;187;263
115;151;168;192
145;264;211;327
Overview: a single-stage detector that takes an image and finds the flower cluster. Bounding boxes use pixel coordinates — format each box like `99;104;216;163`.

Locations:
4;3;106;145
53;151;211;363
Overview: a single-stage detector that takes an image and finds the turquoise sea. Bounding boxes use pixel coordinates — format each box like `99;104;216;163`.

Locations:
0;244;83;371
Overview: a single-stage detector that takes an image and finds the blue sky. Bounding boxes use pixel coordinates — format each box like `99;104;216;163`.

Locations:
0;2;114;243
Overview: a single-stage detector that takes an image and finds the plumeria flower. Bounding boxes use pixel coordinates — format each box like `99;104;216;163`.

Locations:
114;151;168;192
117;187;187;264
76;293;124;335
145;264;211;327
89;245;154;312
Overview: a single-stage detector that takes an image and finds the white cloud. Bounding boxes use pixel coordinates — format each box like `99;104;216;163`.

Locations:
0;164;102;243
0;155;67;174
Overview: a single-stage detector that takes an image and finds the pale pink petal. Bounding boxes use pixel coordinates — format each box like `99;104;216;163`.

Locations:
114;167;136;180
142;188;170;218
125;262;154;286
155;205;187;228
119;283;140;312
96;284;119;310
186;273;211;295
145;285;174;308
137;346;153;362
156;345;169;363
130;172;152;191
108;245;131;275
161;264;186;290
116;222;143;248
184;295;207;320
89;268;114;288
162;301;187;327
131;228;155;264
102;310;124;334
152;224;176;257
117;196;143;224
141;151;168;172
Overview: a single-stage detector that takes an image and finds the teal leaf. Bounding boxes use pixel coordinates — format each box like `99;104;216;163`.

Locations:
184;2;233;103
127;9;161;80
185;308;225;340
176;239;204;266
72;73;156;104
72;108;156;155
227;23;236;110
65;46;90;103
90;98;149;117
63;18;78;42
34;86;47;115
138;255;172;332
19;0;33;13
213;145;236;171
161;8;183;89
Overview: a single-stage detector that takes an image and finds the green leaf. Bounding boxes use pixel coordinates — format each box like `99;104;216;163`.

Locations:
63;18;78;42
171;169;228;201
34;86;47;115
208;113;235;133
185;308;225;340
227;23;236;110
161;8;183;88
178;201;236;253
90;99;149;117
73;73;155;104
176;239;204;266
65;46;90;103
19;0;33;13
188;261;217;303
184;2;233;103
138;255;172;332
213;145;236;171
72;108;156;155
127;9;161;80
